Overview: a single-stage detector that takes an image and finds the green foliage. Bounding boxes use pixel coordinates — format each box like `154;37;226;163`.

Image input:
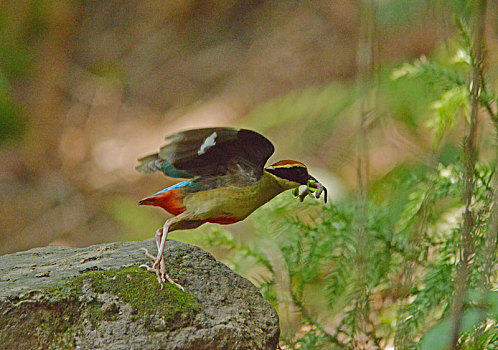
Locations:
204;6;498;348
391;52;471;148
391;56;465;89
428;86;469;147
205;156;496;348
420;291;498;350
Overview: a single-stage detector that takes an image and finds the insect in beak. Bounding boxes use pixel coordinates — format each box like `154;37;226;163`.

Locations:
293;177;328;203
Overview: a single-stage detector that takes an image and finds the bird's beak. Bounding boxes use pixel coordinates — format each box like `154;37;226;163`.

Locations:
309;176;328;203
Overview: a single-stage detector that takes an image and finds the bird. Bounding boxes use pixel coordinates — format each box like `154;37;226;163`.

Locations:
136;127;327;289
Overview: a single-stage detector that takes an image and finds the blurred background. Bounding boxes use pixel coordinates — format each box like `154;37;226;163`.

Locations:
2;1;498;347
0;1;496;261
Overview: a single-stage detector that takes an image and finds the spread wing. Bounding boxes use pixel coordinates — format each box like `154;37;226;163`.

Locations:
136;128;275;180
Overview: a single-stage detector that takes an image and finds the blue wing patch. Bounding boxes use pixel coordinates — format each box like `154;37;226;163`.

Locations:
152;180;194;196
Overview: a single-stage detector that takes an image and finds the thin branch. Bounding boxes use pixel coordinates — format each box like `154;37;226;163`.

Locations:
482;170;498;284
480;80;498;127
353;0;377;346
450;1;488;348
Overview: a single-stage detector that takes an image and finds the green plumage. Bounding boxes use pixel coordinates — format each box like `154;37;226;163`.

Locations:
182;171;296;222
136;127;327;288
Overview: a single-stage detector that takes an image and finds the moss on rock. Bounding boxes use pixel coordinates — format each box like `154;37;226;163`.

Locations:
73;266;200;328
0;300;80;350
0;266;200;349
0;239;280;349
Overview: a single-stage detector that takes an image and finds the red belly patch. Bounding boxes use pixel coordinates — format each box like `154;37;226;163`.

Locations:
204;216;240;225
139;189;186;216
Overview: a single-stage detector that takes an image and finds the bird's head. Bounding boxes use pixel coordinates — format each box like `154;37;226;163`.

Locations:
265;160;328;203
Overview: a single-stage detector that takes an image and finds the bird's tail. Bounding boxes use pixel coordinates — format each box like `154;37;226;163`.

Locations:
136;153;163;174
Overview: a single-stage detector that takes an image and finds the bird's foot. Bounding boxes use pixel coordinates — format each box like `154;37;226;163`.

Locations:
139;248;184;291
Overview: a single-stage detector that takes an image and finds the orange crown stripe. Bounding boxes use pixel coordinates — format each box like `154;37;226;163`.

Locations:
270;160;307;168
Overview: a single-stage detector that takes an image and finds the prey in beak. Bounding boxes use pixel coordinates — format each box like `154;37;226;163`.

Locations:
293;176;328;203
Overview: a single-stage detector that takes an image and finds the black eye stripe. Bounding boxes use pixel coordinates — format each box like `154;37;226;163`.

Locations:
266;166;309;184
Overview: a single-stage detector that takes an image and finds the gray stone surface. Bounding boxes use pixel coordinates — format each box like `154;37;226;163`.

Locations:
0;239;279;349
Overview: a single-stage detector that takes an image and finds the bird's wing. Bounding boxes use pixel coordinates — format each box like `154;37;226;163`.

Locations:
136;128;275;180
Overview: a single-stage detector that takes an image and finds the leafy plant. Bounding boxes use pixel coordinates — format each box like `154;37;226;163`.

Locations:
201;1;497;348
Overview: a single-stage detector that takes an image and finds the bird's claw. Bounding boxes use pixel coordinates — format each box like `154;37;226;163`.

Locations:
140;247;156;260
139;248;185;291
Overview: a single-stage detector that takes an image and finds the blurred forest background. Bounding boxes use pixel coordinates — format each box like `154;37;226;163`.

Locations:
0;0;497;349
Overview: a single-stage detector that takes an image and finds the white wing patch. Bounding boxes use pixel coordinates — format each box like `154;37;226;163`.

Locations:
197;131;218;155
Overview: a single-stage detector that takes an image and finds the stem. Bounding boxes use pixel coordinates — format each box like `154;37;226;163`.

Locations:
480;79;498;126
450;1;487;348
353;0;377;345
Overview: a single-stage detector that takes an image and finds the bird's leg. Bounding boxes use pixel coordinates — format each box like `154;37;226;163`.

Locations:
139;234;164;283
154;227;184;291
153;220;170;271
153;225;169;284
140;220;184;291
154;229;167;282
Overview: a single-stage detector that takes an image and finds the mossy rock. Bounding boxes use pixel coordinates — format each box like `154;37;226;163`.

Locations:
1;266;201;349
0;239;279;349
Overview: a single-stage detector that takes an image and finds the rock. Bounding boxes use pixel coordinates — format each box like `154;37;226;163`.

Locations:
0;239;280;350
